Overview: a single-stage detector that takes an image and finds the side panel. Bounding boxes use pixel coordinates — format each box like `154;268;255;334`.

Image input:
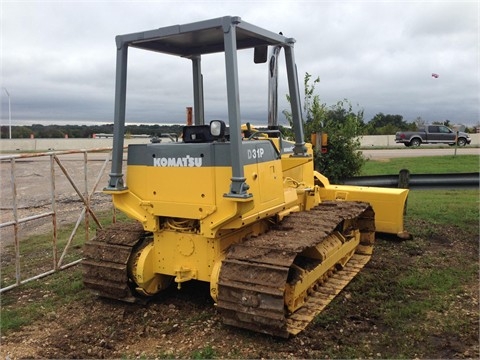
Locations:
119;140;287;233
126;166;217;219
125;142;217;219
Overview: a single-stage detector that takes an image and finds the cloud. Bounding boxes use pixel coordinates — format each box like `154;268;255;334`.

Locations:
1;1;478;127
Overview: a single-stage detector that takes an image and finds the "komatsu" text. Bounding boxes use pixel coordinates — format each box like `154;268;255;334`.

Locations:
153;156;203;167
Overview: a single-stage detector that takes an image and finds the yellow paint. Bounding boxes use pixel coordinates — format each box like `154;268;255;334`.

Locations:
129;241;172;295
315;171;409;235
112;136;409;298
285;230;360;313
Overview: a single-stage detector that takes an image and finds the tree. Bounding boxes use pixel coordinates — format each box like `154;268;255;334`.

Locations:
364;113;411;134
12;126;33;138
413;116;426;130
432;119;451;127
284;73;365;183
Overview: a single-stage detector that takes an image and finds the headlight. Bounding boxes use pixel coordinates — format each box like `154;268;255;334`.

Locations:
210;120;226;138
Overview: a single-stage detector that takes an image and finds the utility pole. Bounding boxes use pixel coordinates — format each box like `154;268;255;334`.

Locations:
2;87;11;139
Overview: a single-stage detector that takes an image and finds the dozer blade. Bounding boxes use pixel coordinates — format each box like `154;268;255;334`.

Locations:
315;171;410;238
217;201;375;338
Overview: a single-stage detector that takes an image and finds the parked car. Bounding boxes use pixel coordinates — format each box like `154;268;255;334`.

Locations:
395;125;471;147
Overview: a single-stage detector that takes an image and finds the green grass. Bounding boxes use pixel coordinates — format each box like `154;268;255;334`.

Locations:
0;308;32;332
1;210;130;288
190;345;216;359
0;269;89;333
360;154;479;175
406;189;479;227
398;267;472;294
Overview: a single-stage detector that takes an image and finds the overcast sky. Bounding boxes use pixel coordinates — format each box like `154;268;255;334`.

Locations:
1;1;479;128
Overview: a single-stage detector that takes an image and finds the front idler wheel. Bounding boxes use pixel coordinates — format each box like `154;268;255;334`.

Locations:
128;238;173;296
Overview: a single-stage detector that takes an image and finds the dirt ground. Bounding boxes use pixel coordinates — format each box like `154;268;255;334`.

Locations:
1;220;479;359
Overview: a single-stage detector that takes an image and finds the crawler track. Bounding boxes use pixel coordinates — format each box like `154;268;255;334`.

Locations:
216;201;375;338
83;201;375;338
82;222;146;302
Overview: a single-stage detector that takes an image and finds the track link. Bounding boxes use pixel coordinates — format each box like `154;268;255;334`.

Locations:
216;201;375;338
82;222;146;302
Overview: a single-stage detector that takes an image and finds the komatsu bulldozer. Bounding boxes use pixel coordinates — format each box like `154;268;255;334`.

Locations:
83;16;409;337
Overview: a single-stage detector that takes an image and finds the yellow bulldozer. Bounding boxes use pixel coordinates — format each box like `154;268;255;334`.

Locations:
83;16;409;337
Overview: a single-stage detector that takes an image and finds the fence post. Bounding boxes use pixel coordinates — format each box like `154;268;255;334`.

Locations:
398;169;410;215
398;169;410;189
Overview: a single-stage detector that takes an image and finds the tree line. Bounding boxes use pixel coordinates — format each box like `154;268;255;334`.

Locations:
1;115;474;139
0;123;184;139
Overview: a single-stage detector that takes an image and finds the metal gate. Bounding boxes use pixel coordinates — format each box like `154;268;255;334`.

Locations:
0;148;117;292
